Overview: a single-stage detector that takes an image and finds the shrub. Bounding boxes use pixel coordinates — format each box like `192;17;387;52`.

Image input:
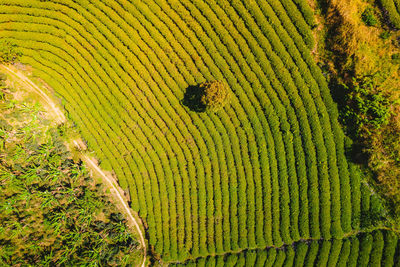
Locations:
200;81;230;112
379;31;391;40
0;40;21;63
342;75;392;136
362;7;378;26
391;53;400;64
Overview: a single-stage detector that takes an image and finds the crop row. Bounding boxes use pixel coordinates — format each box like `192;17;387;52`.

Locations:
177;0;342;243
91;0;262;253
227;0;348;238
173;230;400;266
123;0;258;250
114;0;298;249
269;0;315;49
381;0;400;28
252;0;353;235
290;0;316;27
179;0;295;246
1;25;183;261
129;0;354;244
0;23;318;264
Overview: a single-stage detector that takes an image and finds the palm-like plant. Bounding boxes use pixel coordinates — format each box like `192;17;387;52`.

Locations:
0;84;141;265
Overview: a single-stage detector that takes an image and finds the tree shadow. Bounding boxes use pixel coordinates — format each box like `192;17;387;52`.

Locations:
347;143;370;165
329;80;370;165
182;85;206;112
314;0;330;16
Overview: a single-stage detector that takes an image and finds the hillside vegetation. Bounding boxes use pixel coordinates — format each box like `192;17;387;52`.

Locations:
0;0;399;264
0;73;141;265
319;0;400;216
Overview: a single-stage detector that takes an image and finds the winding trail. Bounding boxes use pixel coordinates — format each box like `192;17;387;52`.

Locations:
2;65;66;124
79;148;147;267
1;64;147;267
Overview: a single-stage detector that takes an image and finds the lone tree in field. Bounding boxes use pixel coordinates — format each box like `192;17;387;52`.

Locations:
183;80;230;112
199;81;230;112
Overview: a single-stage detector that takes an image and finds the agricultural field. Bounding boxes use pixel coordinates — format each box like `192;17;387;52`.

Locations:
174;230;400;266
0;0;400;265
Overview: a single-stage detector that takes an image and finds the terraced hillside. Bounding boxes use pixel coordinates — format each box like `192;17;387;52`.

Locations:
381;0;400;28
174;230;400;266
0;0;393;263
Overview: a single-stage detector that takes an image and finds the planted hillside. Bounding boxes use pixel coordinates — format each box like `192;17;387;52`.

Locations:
172;230;400;266
0;0;398;264
0;74;141;266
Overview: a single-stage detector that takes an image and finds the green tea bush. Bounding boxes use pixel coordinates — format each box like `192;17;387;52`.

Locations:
173;230;400;266
379;31;391;39
381;0;400;28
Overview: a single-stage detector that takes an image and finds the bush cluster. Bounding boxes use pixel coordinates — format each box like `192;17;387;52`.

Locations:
362;7;378;26
342;75;392;137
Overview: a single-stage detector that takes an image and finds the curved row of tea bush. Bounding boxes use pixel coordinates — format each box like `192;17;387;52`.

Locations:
172;230;400;266
381;0;400;28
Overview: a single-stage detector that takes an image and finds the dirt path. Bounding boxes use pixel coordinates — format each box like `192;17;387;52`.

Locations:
79;148;147;267
2;65;66;124
1;64;147;267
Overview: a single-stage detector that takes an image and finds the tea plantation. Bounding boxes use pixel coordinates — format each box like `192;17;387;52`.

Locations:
0;0;398;264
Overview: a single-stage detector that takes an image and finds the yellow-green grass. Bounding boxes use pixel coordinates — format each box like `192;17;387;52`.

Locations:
0;0;387;262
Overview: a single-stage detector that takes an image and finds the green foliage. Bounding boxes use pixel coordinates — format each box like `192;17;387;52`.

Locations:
0;86;139;266
0;40;21;64
172;230;400;266
379;31;391;39
380;0;400;29
391;53;400;64
362;7;378;26
342;75;392;136
199;81;230;112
